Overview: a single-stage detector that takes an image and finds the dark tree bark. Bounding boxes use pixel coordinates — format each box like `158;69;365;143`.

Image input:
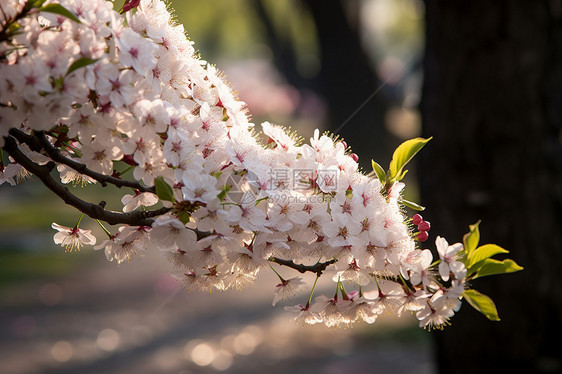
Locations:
421;1;562;372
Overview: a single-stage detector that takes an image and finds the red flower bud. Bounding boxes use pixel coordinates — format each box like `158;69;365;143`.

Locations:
350;153;359;162
418;221;431;232
412;214;423;225
122;154;137;166
416;231;429;242
122;0;140;13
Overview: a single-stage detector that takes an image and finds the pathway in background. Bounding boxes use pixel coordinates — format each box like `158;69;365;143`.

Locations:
1;249;435;374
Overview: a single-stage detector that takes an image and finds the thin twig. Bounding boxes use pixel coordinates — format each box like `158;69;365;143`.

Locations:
0;3;31;43
269;257;337;277
3;135;169;226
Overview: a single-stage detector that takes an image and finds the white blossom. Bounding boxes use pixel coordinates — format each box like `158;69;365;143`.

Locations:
435;236;466;281
51;222;96;252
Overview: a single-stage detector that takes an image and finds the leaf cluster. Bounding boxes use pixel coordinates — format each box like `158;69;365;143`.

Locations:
459;221;523;321
371;137;432;211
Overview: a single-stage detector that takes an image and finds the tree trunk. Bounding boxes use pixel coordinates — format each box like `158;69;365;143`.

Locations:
304;0;389;166
420;1;562;372
254;0;390;167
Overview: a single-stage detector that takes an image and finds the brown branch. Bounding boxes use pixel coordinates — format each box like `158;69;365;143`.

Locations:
9;128;155;193
0;3;30;43
269;256;337;277
3;135;169;226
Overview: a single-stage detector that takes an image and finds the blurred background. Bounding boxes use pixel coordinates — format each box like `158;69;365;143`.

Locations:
1;0;561;373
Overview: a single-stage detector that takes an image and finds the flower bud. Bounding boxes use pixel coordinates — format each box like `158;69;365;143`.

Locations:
122;154;137;166
122;0;140;13
418;221;431;232
416;231;429;242
412;214;423;225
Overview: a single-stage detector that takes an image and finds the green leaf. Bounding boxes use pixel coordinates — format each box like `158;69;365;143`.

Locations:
462;220;481;257
154;177;175;203
467;244;509;270
177;211;190;225
371;160;386;185
25;0;46;10
40;4;81;23
388;137;431;182
401;199;425;211
65;57;99;76
473;258;524;279
53;76;64;91
463;289;500;321
210;171;222;180
217;184;232;201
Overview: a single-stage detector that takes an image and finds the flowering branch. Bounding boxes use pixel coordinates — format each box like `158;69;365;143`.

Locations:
0;2;29;43
269;257;337;277
0;0;522;330
2;135;169;226
8;128;155;193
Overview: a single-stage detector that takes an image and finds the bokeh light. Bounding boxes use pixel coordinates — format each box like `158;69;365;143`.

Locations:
96;329;120;352
51;341;73;362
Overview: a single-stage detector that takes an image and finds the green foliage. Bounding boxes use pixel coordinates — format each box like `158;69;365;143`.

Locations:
463;289;500;321
459;222;523;279
66;58;99;76
401;199;425;211
371;160;386;185
462;220;481;256
466;244;508;270
210;171;222;179
40;4;82;23
177;211;191;225
471;258;524;279
154;177;175;203
388;137;432;184
25;0;47;11
458;222;523;321
217;184;232;202
371;137;431;211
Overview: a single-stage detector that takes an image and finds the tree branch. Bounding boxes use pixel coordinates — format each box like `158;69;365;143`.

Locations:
2;135;169;226
9;128;155;193
0;3;30;43
269;256;337;276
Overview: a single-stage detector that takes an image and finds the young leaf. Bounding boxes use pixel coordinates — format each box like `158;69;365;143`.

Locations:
462;220;481;256
40;4;81;23
463;289;501;321
401;199;425;211
388;137;432;182
177;211;190;225
26;0;47;10
66;58;99;76
154;176;175;203
371;160;386;185
210;171;222;180
472;258;524;279
467;244;509;269
217;184;232;201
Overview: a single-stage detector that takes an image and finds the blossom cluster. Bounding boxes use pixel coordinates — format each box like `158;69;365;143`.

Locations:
0;0;518;329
